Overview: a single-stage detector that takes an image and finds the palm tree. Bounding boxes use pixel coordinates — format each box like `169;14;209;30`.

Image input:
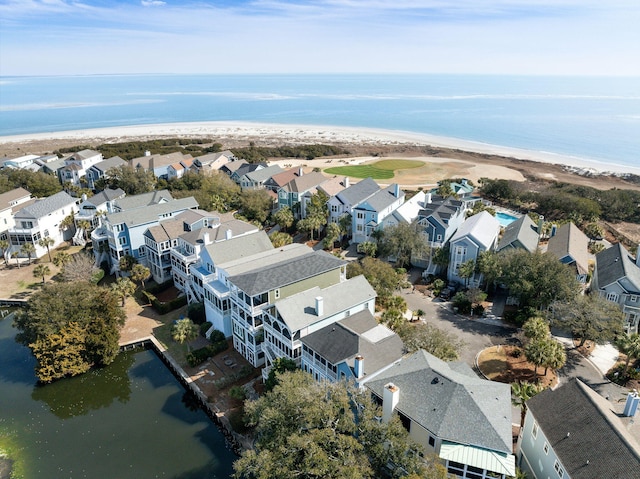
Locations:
131;263;150;290
11;251;20;269
0;239;9;268
415;309;425;321
77;220;92;241
616;333;640;377
458;259;476;288
53;251;72;268
33;264;51;284
542;340;566;375
20;243;36;264
511;381;543;428
110;277;136;307
171;318;199;349
59;213;75;235
38;237;56;262
524;337;552;377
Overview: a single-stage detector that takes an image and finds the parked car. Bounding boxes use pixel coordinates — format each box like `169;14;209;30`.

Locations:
439;283;458;300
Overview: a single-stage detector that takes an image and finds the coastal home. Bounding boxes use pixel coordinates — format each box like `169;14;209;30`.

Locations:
364;350;515;479
0;187;32;241
239;164;283;191
129;151;192;180
190;151;235;175
225;244;347;367
546;222;590;284
276;170;329;218
191;231;274;337
351;183;405;244
74;188;126;246
496;215;540;254
8;191;78;259
300;308;404;385
591;242;640;334
228;162;265;185
85;156;127;190
432;178;475;198
167;157;195;181
91;195;198;273
517;378;640;479
171;215;261;305
415;194;466;248
261;274;378;379
447;211;501;287
112;189;173;212
58;149;104;187
1;154;40;170
219;159;250;178
299;175;348;220
326;177;378;226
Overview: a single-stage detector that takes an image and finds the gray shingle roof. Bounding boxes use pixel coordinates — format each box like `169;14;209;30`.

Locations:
113;190;173;211
107;197;198;227
497;215;539;253
358;184;403;213
338;177;381;206
0;187;31;210
15;191;76;219
595;242;640;292
228;250;346;296
244;165;283;183
547;222;590;275
365;350;512;454
204;230;274;265
281;171;328;193
419;195;465;226
450;211;501;250
526;378;640;479
92;156;126;173
275;275;376;332
87;188;125;207
301;309;404;378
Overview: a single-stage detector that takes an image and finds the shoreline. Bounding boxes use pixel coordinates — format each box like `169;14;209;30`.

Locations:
2;121;640;177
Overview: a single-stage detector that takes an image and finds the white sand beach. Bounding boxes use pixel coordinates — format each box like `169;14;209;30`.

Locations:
1;121;639;177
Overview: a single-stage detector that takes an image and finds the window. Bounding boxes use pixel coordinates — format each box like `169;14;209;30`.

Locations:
119;237;127;245
428;436;435;447
554;460;564;477
532;421;538;439
631;295;638;303
543;442;549;454
606;292;619;302
274;289;280;299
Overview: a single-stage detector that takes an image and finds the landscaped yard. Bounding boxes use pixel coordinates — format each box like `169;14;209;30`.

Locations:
324;159;424;179
477;345;558;389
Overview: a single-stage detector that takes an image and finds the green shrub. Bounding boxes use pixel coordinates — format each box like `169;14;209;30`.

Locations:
209;329;226;343
228;385;247;401
188;302;206;324
452;292;472;315
432;278;445;296
200;322;211;337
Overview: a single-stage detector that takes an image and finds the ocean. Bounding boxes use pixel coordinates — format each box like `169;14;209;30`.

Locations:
0;74;639;170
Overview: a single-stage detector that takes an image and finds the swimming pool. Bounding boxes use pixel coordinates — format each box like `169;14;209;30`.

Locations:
496;211;519;227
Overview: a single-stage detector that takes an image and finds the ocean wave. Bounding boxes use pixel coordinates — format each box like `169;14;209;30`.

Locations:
128;91;294;101
0;99;164;112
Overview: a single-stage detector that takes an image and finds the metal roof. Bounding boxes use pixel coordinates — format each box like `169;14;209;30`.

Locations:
439;442;515;477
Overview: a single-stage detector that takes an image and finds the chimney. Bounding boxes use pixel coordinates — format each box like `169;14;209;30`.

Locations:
354;355;364;379
298;166;304;177
538;216;544;235
202;231;211;245
394;184;401;198
425;192;432;204
225;229;233;240
551;224;557;237
315;296;324;316
144;150;151;157
344;176;350;188
623;390;639;417
382;383;400;422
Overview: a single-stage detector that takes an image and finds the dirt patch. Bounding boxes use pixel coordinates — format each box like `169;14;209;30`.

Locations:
478;345;558;389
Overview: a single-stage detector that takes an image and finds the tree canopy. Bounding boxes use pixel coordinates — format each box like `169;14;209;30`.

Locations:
14;282;125;383
347;256;403;301
376;221;429;269
233;370;448;479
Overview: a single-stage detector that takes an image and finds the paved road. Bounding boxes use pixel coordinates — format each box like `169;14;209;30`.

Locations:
397;271;628;406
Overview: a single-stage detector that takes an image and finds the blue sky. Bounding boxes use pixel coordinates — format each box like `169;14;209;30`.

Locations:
1;0;639;76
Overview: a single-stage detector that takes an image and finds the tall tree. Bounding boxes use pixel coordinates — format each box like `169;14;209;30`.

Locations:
397;322;464;361
457;258;475;288
541;340;566;375
273;206;294;232
77;219;92;241
14;282;125;383
171;318;199;349
0;239;9;268
269;231;293;248
499;250;581;310
60;252;100;283
476;250;502;292
53;251;72;268
234;371;443;479
616;333;640;377
239;189;273;223
551;294;624;347
524;337;553;377
110;277;136;306
323;222;341;250
511;381;543;428
33;264;51;284
347;257;402;302
130;263;150;290
522;316;551;342
37;237;56;262
20;242;36;264
376;221;429;269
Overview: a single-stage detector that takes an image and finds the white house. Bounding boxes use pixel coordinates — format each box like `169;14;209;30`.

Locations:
58;149;104;187
0;187;32;241
8;191;78;259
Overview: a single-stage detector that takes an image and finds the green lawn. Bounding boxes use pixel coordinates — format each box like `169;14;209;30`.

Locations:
324;159;423;179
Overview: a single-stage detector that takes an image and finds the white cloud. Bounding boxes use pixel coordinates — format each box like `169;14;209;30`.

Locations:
141;0;166;6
